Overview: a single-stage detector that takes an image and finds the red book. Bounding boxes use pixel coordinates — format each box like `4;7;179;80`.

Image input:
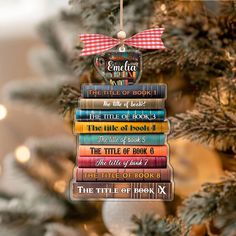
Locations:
75;167;171;182
78;145;168;157
77;156;167;168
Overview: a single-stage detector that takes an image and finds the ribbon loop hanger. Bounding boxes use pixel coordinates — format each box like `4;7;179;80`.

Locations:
79;0;165;56
80;28;165;56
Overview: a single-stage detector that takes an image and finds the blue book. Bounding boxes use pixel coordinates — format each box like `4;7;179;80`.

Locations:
78;134;166;145
75;109;165;121
81;84;166;98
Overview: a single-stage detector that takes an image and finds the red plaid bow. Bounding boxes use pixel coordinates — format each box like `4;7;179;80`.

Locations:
79;28;165;56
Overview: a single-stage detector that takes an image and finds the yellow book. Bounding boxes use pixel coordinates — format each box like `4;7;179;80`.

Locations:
74;121;169;134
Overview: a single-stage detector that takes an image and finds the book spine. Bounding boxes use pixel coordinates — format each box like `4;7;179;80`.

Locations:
74;121;169;134
77;156;167;168
78;134;166;145
72;182;173;200
75;109;165;121
78;145;168;157
75;168;171;182
81;84;166;98
79;98;165;110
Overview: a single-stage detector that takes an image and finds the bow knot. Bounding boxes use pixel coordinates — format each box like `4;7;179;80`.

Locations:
79;28;165;56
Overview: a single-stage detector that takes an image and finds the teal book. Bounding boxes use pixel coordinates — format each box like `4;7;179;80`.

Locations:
78;134;166;145
75;109;165;121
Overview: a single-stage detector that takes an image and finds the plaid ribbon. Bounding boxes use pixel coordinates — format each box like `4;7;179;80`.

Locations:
79;28;165;56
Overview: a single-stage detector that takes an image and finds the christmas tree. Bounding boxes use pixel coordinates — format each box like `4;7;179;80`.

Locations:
1;0;236;235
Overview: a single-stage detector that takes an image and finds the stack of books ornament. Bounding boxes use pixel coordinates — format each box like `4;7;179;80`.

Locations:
71;49;173;200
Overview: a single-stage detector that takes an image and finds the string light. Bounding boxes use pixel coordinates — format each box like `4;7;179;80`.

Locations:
0;104;7;120
84;224;88;231
15;145;31;163
53;180;66;193
160;4;167;14
160;4;166;11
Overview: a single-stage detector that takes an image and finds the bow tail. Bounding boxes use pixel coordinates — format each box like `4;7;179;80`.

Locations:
125;28;166;50
80;34;119;56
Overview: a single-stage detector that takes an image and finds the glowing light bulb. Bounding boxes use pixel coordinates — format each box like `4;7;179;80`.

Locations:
15;145;31;163
160;4;166;11
0;104;7;120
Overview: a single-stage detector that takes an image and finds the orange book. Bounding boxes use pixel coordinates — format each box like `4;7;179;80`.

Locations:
74;121;169;134
78;145;168;157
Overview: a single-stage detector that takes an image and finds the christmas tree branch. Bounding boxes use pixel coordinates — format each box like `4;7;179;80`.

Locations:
144;0;236;86
170;77;236;153
2;78;72;112
133;172;236;236
132;214;184;236
59;85;80;115
179;172;236;235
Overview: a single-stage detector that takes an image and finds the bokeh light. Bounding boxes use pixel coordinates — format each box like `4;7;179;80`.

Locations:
0;104;7;120
53;180;66;193
15;145;31;163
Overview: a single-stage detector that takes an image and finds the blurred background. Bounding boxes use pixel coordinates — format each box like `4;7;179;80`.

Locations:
0;1;235;236
0;0;69;160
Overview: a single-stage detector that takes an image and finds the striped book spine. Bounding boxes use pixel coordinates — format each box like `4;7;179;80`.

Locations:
75;167;171;182
72;182;173;200
78;134;166;145
74;121;169;134
81;84;166;98
77;156;167;168
79;98;165;110
75;109;165;121
78;145;168;157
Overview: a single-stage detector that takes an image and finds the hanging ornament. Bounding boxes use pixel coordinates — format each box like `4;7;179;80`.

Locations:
102;200;166;236
71;0;173;202
169;139;223;197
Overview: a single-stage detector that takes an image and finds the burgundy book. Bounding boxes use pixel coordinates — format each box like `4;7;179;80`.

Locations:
77;156;167;168
72;182;173;200
75;167;171;182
